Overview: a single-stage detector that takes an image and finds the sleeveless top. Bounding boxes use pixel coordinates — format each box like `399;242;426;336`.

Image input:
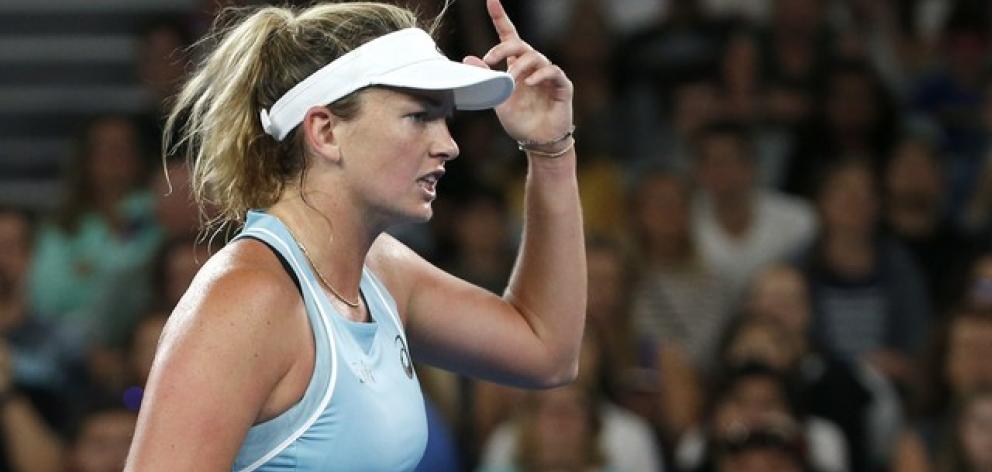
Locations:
231;210;427;471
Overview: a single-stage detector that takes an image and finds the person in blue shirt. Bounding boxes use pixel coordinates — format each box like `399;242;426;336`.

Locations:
125;0;585;470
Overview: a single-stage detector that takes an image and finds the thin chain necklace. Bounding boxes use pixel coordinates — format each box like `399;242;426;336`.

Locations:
284;226;361;308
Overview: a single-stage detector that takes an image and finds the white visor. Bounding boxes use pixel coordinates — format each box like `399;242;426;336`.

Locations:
259;28;514;141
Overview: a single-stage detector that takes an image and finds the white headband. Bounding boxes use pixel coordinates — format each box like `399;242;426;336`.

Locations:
259;28;514;141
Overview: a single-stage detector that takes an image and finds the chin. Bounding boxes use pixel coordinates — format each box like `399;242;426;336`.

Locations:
388;203;434;226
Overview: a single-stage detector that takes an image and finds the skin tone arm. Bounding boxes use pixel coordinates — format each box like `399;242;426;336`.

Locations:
369;0;585;388
124;244;314;471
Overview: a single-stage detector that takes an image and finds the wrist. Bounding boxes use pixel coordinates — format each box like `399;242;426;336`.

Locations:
520;137;576;158
517;125;576;158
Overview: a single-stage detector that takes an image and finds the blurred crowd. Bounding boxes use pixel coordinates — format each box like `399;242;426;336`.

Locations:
4;0;992;470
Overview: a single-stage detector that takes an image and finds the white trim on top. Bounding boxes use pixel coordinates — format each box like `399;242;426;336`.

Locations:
235;228;339;472
362;268;407;343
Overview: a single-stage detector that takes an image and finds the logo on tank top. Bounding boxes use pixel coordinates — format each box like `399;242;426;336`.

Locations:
351;361;376;384
395;335;414;379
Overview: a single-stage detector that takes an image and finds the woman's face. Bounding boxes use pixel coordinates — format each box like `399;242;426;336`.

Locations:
819;164;878;237
747;268;811;335
332;87;458;226
960;396;992;469
947;318;992;396
533;387;594;468
634;175;689;245
86;118;142;197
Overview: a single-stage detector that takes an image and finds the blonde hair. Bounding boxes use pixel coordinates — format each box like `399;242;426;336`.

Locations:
164;2;444;237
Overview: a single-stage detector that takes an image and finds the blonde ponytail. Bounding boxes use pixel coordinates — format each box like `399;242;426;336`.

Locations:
164;2;431;237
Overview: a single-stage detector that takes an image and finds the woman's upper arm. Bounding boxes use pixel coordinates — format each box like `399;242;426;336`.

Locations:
368;235;561;387
125;266;299;471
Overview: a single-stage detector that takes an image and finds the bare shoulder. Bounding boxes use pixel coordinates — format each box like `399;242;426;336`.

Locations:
161;238;305;369
129;239;308;469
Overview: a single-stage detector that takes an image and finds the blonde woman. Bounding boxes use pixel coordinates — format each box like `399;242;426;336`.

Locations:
125;0;584;470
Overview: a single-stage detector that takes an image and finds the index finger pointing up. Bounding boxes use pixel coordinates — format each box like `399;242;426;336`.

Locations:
487;0;519;41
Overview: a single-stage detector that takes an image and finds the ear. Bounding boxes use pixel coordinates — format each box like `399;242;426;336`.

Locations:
300;106;343;164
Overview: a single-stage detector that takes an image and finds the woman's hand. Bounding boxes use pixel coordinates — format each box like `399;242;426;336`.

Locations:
463;0;573;146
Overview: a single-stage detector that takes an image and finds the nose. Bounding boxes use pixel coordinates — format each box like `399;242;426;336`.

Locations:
429;121;459;161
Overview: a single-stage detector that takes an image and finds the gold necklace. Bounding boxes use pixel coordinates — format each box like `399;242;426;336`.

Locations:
285;227;361;308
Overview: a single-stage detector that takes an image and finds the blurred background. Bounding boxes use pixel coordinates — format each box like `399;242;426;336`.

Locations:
2;0;992;471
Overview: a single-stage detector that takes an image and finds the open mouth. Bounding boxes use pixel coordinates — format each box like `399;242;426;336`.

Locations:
417;170;444;195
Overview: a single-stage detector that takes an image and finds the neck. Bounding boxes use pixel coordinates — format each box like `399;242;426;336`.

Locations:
268;189;377;304
823;232;875;276
712;193;753;237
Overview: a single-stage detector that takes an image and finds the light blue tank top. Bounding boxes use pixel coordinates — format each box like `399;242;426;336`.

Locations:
230;210;427;471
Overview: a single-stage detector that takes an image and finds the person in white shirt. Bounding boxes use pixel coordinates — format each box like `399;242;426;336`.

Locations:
691;120;817;297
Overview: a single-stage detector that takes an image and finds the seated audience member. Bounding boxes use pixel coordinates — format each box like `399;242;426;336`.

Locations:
478;383;612;472
794;159;930;387
629;169;735;374
894;306;992;471
709;420;810;472
677;363;849;472
26;116;162;342
691;120;817;297
0;207;86;431
745;264;904;471
478;327;662;472
883;134;973;312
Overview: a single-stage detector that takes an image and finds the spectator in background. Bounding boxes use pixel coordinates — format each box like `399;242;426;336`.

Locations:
691;120;817;297
135;18;193;163
678;362;842;472
639;77;725;174
151;158;199;243
786;59;899;197
65;406;136;472
756;0;833;119
584;238;639;385
795;159;930;386
743;265;904;471
883;134;973;313
709;424;808;472
0;210;67;472
478;383;608;472
478;328;662;472
625;168;725;447
934;389;992;472
149;237;200;311
439;187;514;296
717;29;795;189
894;306;992;472
617;0;726;168
629;169;735;373
912;2;989;163
0;208;85;434
961;77;992;237
26;116;163;344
